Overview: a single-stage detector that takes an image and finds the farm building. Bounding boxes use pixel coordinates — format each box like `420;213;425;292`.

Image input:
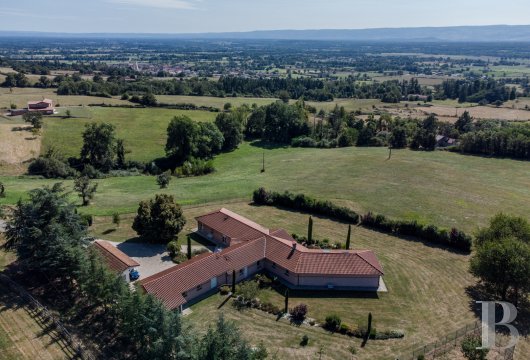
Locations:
141;208;384;311
9;99;55;116
92;240;140;283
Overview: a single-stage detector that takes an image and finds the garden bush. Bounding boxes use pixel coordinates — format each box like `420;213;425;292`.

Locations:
253;188;359;223
289;303;308;322
219;285;231;295
324;314;342;331
300;335;309;346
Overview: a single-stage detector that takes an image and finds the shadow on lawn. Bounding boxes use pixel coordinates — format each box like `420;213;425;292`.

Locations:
465;283;530;339
249;140;289;150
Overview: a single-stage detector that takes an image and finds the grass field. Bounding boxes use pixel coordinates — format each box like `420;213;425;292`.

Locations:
0;88;129;109
2;143;529;233
148;202;503;360
40;107;218;162
87;202;529;359
0;236;70;360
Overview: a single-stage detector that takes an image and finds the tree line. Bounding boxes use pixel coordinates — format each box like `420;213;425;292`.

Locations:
1;184;268;359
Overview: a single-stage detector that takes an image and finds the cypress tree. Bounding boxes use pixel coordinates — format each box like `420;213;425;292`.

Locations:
232;270;236;294
284;288;289;313
346;224;351;250
308;216;313;243
367;312;373;338
187;235;192;259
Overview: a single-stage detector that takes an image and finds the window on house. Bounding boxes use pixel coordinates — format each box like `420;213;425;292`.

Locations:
222;235;227;243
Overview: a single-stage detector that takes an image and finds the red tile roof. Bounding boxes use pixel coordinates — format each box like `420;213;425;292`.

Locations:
196;208;268;243
143;209;383;309
140;238;266;309
265;235;383;276
92;240;139;273
27;99;53;105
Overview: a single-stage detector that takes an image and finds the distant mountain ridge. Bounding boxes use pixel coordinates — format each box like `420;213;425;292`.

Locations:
2;25;530;42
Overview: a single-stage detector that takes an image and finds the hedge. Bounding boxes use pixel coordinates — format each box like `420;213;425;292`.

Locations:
253;188;360;224
253;188;472;253
361;212;472;253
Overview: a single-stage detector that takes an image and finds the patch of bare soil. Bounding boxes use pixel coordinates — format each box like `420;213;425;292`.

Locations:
0;124;40;170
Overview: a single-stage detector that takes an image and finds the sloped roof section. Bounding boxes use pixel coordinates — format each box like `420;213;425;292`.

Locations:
264;235;383;276
92;240;139;273
140;238;266;309
196;208;269;243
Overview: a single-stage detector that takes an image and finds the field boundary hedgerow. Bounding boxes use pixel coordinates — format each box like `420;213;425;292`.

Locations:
252;188;472;252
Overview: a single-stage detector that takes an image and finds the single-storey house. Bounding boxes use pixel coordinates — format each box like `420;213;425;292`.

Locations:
141;208;384;311
9;99;55;116
92;240;140;283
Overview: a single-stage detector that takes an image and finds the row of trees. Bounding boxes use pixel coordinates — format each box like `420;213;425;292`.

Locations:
2;184;267;359
436;78;517;104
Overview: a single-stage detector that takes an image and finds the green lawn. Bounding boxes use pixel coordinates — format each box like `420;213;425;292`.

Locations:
155;95;280;108
180;203;475;360
87;202;480;359
2;143;529;232
41;107;218;162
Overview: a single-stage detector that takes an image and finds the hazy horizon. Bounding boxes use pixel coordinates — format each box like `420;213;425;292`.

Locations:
1;0;530;34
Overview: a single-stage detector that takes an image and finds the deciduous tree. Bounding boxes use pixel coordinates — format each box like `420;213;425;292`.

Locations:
132;194;186;244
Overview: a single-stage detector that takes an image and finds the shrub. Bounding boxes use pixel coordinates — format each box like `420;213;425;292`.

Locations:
174;158;215;177
360;211;472;253
300;335;309;346
219;285;231;295
291;136;317;148
157;171;172;188
289;303;308;322
167;240;180;257
28;157;77;179
253;188;359;224
324;314;342;331
237;281;259;301
80;214;93;227
461;335;489;360
172;252;188;264
112;213;120;227
339;323;350;334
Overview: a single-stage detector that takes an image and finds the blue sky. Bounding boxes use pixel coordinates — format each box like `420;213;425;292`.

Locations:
1;0;529;33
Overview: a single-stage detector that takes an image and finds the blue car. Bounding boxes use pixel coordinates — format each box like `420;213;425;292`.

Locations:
129;268;140;281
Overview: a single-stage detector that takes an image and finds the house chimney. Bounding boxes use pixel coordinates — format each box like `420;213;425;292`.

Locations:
292;241;297;250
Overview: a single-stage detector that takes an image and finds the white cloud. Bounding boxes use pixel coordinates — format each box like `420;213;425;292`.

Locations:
107;0;199;10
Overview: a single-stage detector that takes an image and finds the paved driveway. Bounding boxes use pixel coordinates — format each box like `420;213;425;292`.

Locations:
109;241;176;279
